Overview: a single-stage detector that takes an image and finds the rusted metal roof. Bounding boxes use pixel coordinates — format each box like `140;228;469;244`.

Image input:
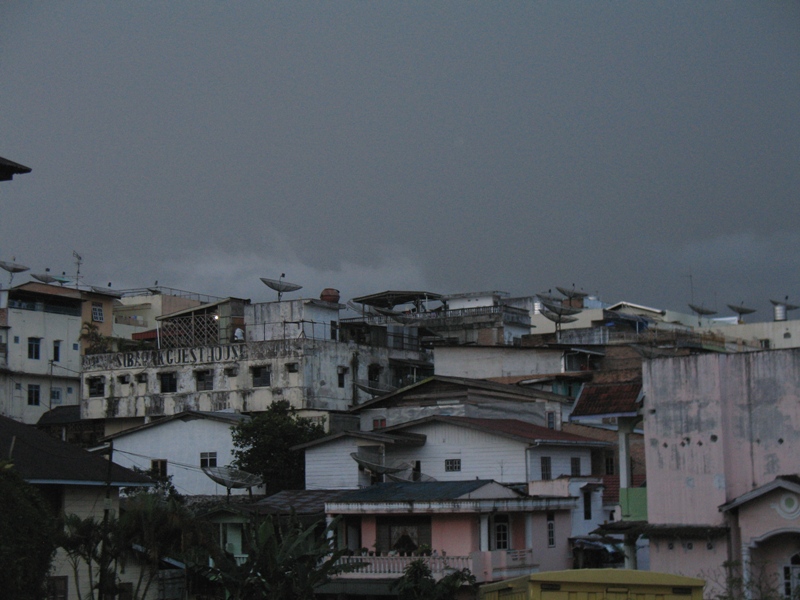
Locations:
570;381;643;418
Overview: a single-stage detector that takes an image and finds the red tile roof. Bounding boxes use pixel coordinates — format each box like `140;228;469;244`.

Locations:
570;381;642;418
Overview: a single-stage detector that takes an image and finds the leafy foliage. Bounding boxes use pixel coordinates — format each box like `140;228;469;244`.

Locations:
231;400;325;494
0;463;58;600
203;513;357;600
392;558;477;600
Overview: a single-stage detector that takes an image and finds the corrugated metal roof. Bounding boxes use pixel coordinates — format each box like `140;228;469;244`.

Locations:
570;381;642;418
0;414;151;486
385;416;608;447
336;480;498;502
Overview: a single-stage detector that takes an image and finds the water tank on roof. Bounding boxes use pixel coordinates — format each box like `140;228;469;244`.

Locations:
321;288;340;303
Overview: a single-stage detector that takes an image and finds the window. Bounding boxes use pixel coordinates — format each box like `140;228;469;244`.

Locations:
200;452;217;468
151;459;168;478
67;386;73;394
28;384;41;406
91;302;104;322
760;339;771;349
337;366;348;388
51;388;62;405
15;383;22;390
546;411;555;429
159;372;177;393
88;377;105;397
52;340;61;362
13;335;20;344
547;512;555;547
47;576;68;600
445;458;461;472
136;373;147;384
285;362;299;373
72;342;79;351
330;321;338;341
338;372;346;388
540;456;552;480
251;365;271;387
195;370;213;391
493;515;509;550
373;418;387;429
583;490;592;520
28;337;41;359
571;457;581;476
605;455;615;475
117;582;133;600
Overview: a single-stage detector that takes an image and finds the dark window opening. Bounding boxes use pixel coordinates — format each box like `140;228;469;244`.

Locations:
52;340;61;362
88;377;105;397
571;457;581;476
28;384;41;406
195;370;213;391
251;366;271;387
28;337;41;359
151;459;168;478
159;372;177;393
445;458;461;472
200;452;217;468
541;456;552;480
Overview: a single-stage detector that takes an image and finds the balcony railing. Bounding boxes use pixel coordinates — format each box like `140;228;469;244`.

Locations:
333;549;536;583
334;554;471;579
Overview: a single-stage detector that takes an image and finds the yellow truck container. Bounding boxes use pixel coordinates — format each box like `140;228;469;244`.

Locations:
479;569;705;600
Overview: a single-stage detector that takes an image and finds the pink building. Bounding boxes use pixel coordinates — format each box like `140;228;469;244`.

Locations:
643;349;800;598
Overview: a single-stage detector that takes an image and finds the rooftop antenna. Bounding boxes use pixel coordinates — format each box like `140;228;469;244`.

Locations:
0;256;30;286
259;273;302;301
202;465;264;500
32;267;57;284
72;251;83;289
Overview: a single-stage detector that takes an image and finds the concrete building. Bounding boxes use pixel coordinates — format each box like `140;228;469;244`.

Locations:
81;292;431;434
642;349;800;598
1;283;85;424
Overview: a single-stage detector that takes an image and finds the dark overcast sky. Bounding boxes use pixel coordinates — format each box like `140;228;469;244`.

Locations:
2;2;798;317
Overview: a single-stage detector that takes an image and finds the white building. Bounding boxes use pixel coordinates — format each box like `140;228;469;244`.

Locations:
1;283;84;423
103;410;255;496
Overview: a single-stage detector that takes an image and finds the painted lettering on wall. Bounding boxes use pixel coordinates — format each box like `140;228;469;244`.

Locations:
84;344;248;370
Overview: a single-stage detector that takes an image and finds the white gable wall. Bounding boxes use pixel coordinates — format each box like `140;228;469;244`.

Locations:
386;422;529;483
111;417;244;496
304;437;373;490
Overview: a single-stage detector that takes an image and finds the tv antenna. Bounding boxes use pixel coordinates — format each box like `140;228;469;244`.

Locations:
259;273;302;301
73;251;83;289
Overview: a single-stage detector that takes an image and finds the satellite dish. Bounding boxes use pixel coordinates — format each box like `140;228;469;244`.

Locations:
727;304;756;316
556;286;589;300
32;273;58;284
260;274;302;301
0;260;30;273
0;259;30;285
355;380;398;396
539;298;582;316
540;308;579;324
688;303;717;317
202;466;263;490
770;299;799;311
350;453;410;475
387;469;437;483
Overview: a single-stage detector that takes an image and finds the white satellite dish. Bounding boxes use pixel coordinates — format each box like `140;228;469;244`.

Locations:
260;273;302;301
0;259;30;285
202;466;263;496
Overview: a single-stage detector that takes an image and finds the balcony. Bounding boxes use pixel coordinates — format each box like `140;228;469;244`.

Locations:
332;549;536;584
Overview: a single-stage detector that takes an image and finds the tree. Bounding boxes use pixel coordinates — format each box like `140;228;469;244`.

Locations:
392;558;477;600
0;463;58;599
203;513;358;600
231;400;325;494
58;514;108;600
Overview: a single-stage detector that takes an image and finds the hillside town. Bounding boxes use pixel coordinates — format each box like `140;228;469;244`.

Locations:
2;155;799;599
